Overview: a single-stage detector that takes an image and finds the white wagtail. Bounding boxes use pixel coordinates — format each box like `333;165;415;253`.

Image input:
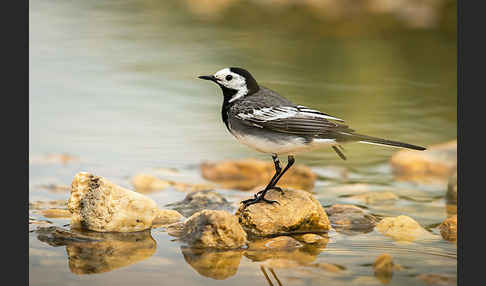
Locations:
199;67;426;207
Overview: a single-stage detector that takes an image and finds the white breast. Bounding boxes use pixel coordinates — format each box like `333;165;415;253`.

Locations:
231;132;337;155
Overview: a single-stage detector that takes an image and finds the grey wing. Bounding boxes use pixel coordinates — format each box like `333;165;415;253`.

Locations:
234;105;355;139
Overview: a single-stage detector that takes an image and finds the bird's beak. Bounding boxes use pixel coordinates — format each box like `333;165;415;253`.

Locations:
198;75;217;82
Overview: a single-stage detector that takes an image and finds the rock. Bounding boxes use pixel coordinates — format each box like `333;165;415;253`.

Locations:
180;210;247;249
439;215;457;241
376;215;435;242
446;172;457;205
236;189;330;237
38;184;71;193
325;204;377;234
390;140;457;183
132;174;171;192
166;222;185;237
416;273;457;285
346;192;399;205
40;209;72;219
165;190;233;217
200;158;316;191
66;230;156;275
132;173;213;193
29;217;53;232
181;246;243;280
29;200;67;210
373;254;400;284
29;153;79;165
68;172;159;232
312;262;345;273
293;233;326;244
152;209;184;227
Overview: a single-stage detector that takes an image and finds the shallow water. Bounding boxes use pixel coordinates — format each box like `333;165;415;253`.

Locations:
30;1;457;285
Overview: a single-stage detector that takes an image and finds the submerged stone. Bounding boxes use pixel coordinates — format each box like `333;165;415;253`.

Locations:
200;158;316;191
439;215;457;242
68;172;159;232
325;204;377;234
390;140;457;183
180;210;247;249
236;189;330;237
373;253;401;284
165;190;233;217
40;209;72;219
346;191;399;205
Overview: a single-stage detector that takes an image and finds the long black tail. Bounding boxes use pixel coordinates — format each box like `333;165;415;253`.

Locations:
351;133;426;151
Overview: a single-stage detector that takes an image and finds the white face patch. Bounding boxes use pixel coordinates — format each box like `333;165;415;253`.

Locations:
213;68;248;103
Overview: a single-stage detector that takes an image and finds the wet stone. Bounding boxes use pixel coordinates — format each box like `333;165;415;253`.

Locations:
325;204;377;234
376;215;436;242
416;273;457;286
373;253;401;284
180;210;247;249
68;172;159;232
40;208;72;219
181;246;243;280
345;191;399;205
200;158;316;192
236;189;330;237
29;200;67;210
152;209;184;228
446;171;457;205
439;215;457;242
165;190;233;217
390;140;457;183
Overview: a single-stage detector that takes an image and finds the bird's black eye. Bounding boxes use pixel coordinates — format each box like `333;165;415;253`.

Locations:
225;75;233;81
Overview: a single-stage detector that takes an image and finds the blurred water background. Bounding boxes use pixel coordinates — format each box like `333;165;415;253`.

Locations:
29;0;457;285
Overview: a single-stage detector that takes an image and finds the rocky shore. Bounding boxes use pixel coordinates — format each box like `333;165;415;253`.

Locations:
29;138;458;281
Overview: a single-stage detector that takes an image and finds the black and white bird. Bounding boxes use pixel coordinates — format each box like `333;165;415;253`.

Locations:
199;67;426;207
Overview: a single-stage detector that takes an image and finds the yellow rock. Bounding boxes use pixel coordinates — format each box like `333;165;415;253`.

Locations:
152;209;184;227
68;172;159;232
439;215;457;241
181;210;247;249
132;174;171;192
390;140;457;183
200;158;316;191
236;189;330;237
40;209;72;219
376;215;435;242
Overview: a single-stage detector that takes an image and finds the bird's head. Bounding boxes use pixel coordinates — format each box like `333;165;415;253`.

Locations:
198;67;259;103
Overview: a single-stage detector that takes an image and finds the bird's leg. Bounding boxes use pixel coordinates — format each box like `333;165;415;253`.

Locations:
256;154;282;197
267;155;295;190
241;156;296;208
242;154;282;207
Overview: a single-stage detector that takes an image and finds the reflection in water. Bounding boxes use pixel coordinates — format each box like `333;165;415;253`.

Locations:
181;246;244;280
67;230;156;275
180;235;329;281
261;266;283;286
37;228;156;275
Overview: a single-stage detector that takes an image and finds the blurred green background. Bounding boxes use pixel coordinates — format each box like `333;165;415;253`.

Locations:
29;0;456;172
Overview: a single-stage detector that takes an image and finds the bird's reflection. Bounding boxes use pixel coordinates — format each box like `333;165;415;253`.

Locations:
36;227;156;275
261;266;283;286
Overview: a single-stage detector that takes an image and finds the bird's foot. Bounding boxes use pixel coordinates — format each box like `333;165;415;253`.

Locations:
241;192;280;208
256;186;284;197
